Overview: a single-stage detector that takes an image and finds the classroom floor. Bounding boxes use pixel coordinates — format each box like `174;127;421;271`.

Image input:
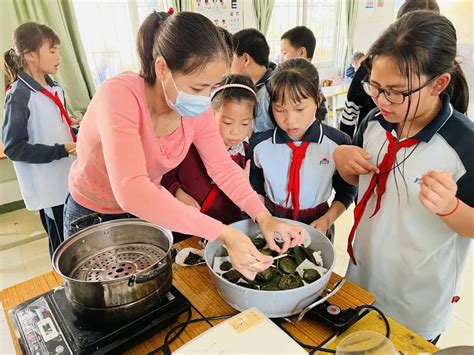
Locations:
0;208;472;353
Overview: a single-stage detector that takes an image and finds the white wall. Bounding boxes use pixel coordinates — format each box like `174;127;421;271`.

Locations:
242;0;256;29
353;0;397;54
0;179;22;205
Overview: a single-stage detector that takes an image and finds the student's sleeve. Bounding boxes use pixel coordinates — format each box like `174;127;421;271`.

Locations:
457;170;474;207
97;83;225;241
339;66;369;138
248;135;266;196
193;109;267;220
2;93;68;163
160;165;182;196
332;131;358;206
351;112;371;148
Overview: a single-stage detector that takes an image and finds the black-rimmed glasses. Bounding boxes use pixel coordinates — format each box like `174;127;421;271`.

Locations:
361;75;438;104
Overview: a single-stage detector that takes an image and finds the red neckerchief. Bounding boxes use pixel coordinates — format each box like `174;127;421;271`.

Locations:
285;141;310;220
40;88;77;142
348;130;419;264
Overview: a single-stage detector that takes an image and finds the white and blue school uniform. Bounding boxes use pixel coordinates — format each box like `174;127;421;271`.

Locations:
2;70;76;252
2;70;75;210
346;94;474;339
249;121;356;225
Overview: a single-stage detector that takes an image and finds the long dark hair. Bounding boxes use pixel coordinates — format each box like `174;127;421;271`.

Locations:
137;11;230;85
269;58;320;107
365;10;469;114
3;22;60;84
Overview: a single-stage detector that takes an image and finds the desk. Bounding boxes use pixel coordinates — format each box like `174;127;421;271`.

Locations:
1;237;437;354
321;84;350;128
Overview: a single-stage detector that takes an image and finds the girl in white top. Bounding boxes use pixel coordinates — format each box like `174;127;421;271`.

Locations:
334;11;473;342
3;23;76;255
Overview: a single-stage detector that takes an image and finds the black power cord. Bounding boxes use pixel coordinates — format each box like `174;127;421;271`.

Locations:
275;303;391;354
355;304;391;338
148;303;391;355
147;312;236;355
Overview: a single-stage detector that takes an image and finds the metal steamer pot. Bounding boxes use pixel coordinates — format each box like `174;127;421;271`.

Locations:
52;218;173;323
205;218;336;318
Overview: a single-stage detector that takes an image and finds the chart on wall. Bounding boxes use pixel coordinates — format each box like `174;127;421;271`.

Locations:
192;0;244;33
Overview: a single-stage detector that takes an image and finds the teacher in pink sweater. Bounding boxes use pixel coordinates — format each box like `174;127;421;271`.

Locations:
64;11;304;279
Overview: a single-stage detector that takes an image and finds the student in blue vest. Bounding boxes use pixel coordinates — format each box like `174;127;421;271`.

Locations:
334;11;473;343
249;58;356;240
2;23;76;255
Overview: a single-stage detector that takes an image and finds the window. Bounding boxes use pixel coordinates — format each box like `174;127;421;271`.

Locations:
267;0;341;68
73;0;169;89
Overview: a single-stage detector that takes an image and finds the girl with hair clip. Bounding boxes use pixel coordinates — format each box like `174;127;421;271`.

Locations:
63;10;305;280
249;58;357;241
161;74;257;239
334;11;473;343
2;22;77;256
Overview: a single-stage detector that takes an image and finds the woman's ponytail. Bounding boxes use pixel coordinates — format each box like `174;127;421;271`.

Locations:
137;11;170;85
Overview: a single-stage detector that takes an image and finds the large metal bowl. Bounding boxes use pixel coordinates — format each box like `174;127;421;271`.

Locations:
205;218;335;318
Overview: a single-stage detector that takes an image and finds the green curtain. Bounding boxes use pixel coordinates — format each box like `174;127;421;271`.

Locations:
252;0;275;36
0;0;95;118
171;0;193;12
342;0;359;72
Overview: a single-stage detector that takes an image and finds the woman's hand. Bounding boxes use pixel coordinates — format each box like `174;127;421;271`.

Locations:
419;170;458;215
256;212;305;253
64;142;77;156
217;225;273;280
333;145;378;185
176;187;201;209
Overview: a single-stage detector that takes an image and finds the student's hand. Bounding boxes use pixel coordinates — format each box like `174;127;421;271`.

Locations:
176;188;201;209
256;211;305;253
419;170;458;215
333;145;379;176
64;143;77;156
310;216;330;236
242;160;251;180
217;225;273;280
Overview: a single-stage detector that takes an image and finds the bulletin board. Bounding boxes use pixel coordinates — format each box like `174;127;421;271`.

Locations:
192;0;244;33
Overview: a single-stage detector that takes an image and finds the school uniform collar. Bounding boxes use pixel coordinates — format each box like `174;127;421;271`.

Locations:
256;68;273;88
272;120;323;144
376;93;454;142
228;142;245;156
17;70;58;92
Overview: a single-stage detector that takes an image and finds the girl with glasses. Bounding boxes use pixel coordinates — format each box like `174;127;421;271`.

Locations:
333;11;473;343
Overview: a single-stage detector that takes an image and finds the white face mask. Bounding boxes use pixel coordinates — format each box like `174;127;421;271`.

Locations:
162;74;211;117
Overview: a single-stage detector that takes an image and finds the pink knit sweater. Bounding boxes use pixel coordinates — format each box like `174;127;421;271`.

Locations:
68;72;266;240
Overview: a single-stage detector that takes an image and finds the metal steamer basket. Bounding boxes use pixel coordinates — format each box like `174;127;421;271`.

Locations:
52;219;173;323
205;218;336;318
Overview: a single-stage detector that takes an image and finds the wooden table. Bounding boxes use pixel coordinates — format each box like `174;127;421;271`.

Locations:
1;237;437;354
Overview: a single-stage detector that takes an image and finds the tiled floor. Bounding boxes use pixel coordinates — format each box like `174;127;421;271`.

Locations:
0;209;46;251
0;208;472;354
